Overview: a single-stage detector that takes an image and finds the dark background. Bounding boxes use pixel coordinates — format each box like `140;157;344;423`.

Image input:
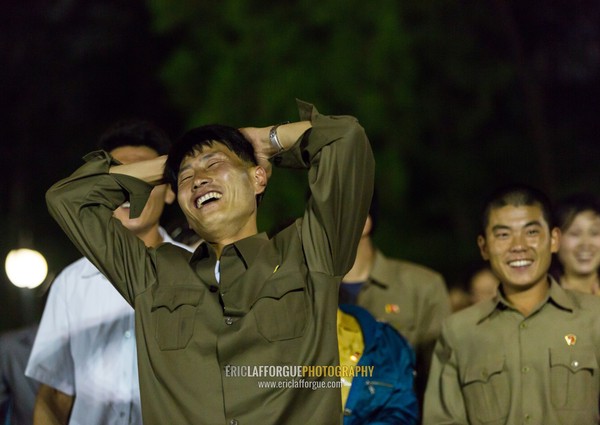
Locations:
2;0;599;331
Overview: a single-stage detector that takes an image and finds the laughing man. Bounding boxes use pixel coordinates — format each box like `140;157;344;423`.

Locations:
46;100;374;425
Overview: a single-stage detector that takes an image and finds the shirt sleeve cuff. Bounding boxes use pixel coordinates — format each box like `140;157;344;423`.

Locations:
82;150;153;219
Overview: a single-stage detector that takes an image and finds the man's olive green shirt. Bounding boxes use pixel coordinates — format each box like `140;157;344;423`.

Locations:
46;101;374;425
423;279;600;425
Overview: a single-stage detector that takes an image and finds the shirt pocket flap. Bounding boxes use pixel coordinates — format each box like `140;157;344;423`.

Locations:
463;357;505;385
256;272;306;300
550;347;598;373
151;286;203;312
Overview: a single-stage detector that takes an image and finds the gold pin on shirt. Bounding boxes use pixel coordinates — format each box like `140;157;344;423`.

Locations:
385;304;400;314
564;334;577;346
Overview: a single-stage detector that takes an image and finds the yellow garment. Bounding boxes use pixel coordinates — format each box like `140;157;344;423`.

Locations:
337;309;364;407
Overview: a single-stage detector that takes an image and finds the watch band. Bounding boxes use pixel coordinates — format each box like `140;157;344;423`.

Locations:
269;122;290;154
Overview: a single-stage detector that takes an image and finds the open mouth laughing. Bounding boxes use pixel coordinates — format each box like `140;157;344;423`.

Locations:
195;191;222;208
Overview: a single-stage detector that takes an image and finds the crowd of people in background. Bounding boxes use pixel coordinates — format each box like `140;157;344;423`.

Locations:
1;101;599;424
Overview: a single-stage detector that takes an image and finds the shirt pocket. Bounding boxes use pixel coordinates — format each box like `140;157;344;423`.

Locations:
252;276;307;342
151;286;203;351
460;357;509;424
549;346;599;409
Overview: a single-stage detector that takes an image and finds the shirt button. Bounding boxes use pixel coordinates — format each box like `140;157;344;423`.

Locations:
524;414;531;422
225;317;234;325
209;285;218;293
519;322;527;329
571;361;579;368
124;330;132;338
522;366;530;373
229;420;238;425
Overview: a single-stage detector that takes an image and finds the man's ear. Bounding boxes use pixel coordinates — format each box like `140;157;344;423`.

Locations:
550;227;561;254
253;166;268;195
164;185;176;205
477;235;490;260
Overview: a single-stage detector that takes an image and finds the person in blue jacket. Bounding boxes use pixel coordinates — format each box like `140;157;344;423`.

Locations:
338;303;419;424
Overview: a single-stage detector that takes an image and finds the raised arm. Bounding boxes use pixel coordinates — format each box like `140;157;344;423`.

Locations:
46;151;160;303
108;155;167;185
239;121;312;177
271;100;375;277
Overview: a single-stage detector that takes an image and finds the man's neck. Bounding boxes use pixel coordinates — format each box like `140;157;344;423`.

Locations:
342;237;375;283
502;277;550;317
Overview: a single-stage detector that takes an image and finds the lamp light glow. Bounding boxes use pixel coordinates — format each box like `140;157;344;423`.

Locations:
5;248;48;288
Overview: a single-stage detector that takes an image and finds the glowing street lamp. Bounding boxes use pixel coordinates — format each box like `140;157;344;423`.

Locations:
5;248;48;289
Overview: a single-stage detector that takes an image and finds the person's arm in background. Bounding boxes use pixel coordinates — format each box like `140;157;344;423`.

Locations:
33;384;73;425
422;324;469;425
415;272;451;402
25;269;76;425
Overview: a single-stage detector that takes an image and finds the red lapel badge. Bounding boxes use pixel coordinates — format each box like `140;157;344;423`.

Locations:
385;304;400;314
564;334;577;346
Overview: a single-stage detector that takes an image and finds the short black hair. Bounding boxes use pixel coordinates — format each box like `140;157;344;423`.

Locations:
553;192;600;232
98;119;171;155
163;124;259;195
480;184;553;236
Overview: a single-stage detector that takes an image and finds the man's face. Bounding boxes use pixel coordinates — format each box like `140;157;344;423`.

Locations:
176;142;266;243
558;210;600;277
111;145;173;235
477;204;559;293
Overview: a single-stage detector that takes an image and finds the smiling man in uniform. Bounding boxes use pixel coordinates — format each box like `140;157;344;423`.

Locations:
424;185;600;425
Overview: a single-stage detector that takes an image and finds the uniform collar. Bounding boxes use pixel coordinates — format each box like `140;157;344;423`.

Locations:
366;249;392;288
191;232;279;316
191;232;269;266
477;276;574;323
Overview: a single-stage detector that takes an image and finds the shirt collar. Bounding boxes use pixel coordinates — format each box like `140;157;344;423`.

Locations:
190;232;269;266
476;276;574;323
366;250;391;288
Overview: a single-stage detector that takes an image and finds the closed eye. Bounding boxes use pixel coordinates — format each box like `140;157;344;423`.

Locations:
178;175;192;185
207;160;223;168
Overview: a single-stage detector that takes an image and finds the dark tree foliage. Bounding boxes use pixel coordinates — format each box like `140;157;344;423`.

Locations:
147;0;600;286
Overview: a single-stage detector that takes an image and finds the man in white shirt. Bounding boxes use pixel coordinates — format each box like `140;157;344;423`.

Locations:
26;120;190;425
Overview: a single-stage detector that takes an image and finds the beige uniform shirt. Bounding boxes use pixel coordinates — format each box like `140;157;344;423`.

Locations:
424;279;600;425
46;101;374;425
351;250;450;402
